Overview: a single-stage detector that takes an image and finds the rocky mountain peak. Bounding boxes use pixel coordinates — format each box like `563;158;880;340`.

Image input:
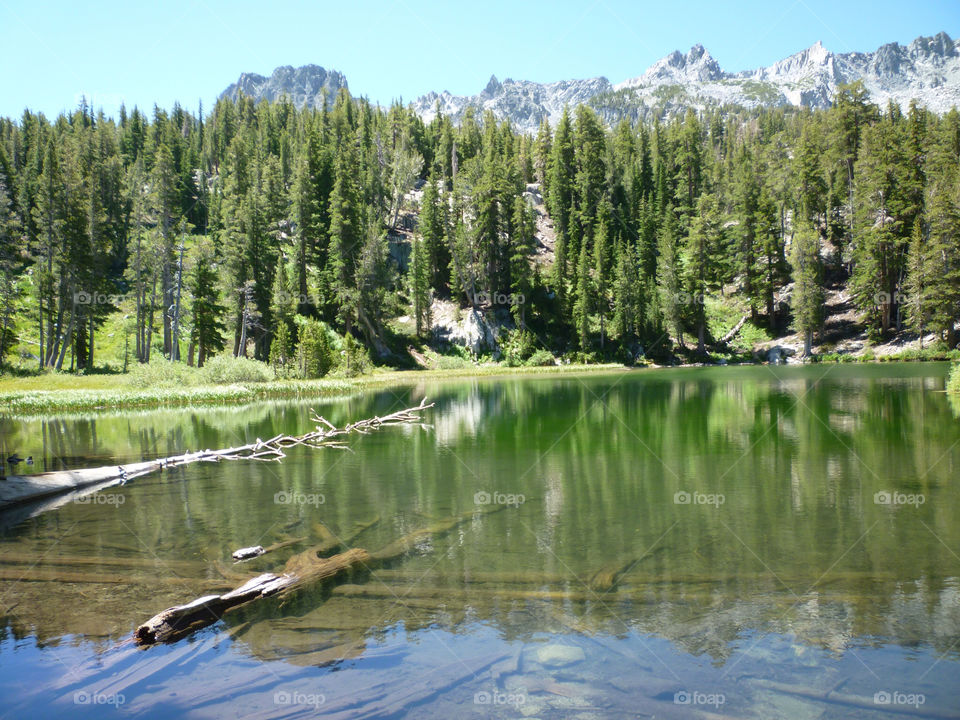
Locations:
221;32;960;132
642;43;723;82
221;64;348;109
483;75;502;96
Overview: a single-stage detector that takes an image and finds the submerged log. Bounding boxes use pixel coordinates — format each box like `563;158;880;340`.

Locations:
135;508;498;645
588;557;637;592
135;548;371;644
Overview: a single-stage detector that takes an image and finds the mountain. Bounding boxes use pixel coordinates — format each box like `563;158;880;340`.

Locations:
220;32;960;131
220;64;348;109
412;31;960;130
414;75;614;130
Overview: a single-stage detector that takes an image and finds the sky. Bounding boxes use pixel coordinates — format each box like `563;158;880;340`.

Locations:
1;0;958;119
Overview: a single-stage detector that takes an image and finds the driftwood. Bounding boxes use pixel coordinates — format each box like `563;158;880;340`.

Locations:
0;400;433;513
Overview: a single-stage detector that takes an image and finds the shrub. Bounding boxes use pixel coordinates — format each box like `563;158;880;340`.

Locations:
501;329;536;367
198;355;275;384
296;319;334;379
337;333;368;376
526;349;556;367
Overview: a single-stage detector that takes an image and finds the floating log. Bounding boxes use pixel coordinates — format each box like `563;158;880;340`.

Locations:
1;400;433;515
0;461;161;511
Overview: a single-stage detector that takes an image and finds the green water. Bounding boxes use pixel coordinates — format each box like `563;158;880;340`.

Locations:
1;363;958;719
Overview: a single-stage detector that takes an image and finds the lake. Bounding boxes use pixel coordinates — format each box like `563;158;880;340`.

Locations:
1;363;958;718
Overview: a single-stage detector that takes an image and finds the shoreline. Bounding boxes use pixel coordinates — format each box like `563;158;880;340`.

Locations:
1;355;957;416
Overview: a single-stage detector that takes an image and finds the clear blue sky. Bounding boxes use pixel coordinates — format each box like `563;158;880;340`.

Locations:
1;0;957;119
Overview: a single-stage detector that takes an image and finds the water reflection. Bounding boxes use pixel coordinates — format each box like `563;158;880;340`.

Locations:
1;364;959;718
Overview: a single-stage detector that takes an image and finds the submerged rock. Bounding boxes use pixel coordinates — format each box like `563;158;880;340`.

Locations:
536;643;586;667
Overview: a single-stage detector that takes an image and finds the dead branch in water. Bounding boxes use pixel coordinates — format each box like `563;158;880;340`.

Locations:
1;399;433;513
147;397;435;466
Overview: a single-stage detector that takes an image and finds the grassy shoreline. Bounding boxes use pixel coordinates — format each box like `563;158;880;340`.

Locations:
0;363;629;415
2;354;957;416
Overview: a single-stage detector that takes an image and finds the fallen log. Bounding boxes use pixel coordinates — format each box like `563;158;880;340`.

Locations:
718;314;748;346
1;400;433;514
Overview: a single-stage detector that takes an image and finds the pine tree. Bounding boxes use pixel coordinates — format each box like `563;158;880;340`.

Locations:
790;223;824;356
409;235;432;337
683;193;721;354
327;135;363;331
548;108;574;297
573;232;591;351
903;217;930;346
592;201;612;349
269;320;292;370
657;207;683;347
420;169;449;292
189;239;227;367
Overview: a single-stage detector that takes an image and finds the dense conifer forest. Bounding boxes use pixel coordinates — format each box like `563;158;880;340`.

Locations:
1;83;958;374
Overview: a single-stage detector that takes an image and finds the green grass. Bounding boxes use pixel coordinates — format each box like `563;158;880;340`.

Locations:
812;348;960;364
0;362;631;415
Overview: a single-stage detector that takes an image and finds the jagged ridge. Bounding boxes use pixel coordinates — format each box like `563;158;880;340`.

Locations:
220;32;960;130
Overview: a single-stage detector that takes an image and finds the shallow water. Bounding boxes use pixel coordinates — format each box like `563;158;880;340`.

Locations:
1;363;959;718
